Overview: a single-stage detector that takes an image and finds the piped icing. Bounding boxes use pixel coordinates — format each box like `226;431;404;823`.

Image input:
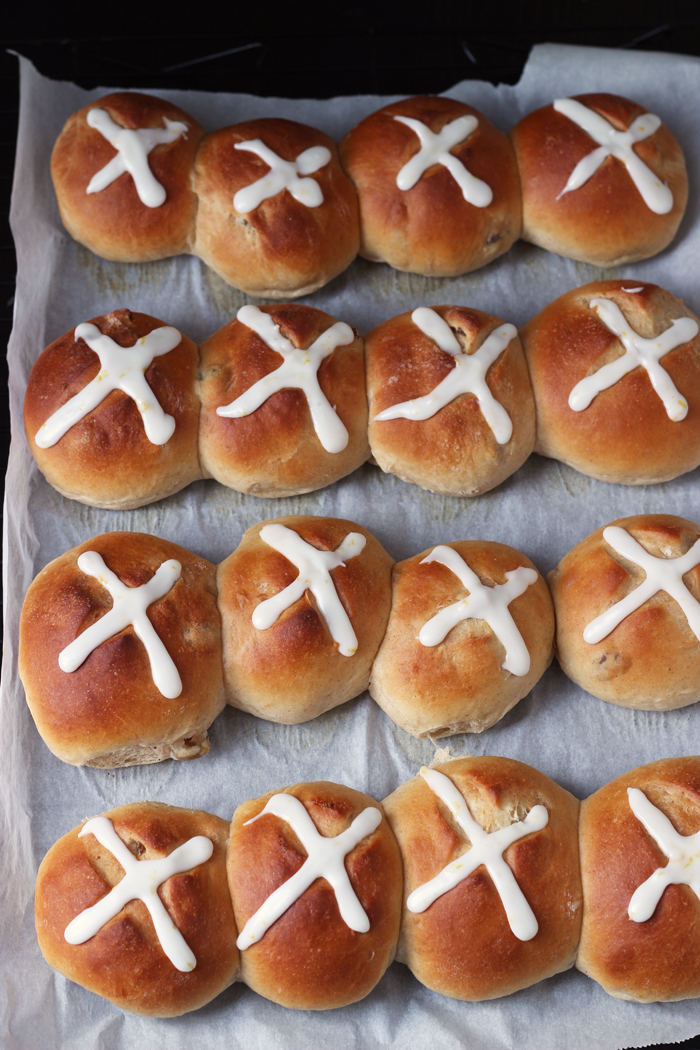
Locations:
407;767;547;941
583;526;700;644
418;545;537;676
568;298;697;421
394;115;493;207
627;787;700;922
235;792;382;949
86;109;188;208
58;551;183;699
253;523;366;657
373;307;516;443
35;322;182;449
553;98;673;215
216;305;354;453
233;139;331;212
64;816;213;971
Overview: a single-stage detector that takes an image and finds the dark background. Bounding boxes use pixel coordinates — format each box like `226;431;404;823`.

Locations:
3;3;700;1047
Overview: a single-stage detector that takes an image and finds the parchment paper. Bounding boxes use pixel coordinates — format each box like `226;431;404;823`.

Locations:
3;43;700;1050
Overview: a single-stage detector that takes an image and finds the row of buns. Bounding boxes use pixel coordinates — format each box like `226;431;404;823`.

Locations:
35;754;700;1015
25;279;700;510
20;512;700;768
52;91;688;295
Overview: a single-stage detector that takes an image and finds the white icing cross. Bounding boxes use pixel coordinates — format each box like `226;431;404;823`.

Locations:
58;551;183;699
627;787;700;922
372;307;516;443
236;792;382;949
86;108;188;208
583;525;700;645
418;545;537;676
553;98;673;215
233;139;331;213
253;523;366;657
394;115;493;207
568;298;697;422
216;305;354;453
407;767;548;941
64;816;213;972
35;322;182;449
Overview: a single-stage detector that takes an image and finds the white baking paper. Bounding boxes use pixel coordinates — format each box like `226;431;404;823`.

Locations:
2;43;700;1049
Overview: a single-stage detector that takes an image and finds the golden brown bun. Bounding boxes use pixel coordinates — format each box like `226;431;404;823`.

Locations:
521;281;700;485
370;541;554;737
19;532;225;766
366;306;536;495
549;513;700;710
339;95;522;276
383;757;581;1000
24;310;203;510
36;802;239;1016
193;118;359;297
227;781;402;1009
217;515;393;723
510;93;688;266
198;304;369;497
51;92;204;262
577;757;700;1002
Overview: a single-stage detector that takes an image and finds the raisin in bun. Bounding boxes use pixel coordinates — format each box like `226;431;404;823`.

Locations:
24;309;202;510
19;532;224;767
35;802;238;1016
366;305;535;496
339;95;521;276
370;540;554;737
510;93;688;266
383;757;582;1000
198;303;369;497
227;780;402;1009
51;92;203;262
193;117;359;297
217;515;393;723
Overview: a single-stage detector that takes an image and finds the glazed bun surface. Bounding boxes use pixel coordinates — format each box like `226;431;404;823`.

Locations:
521;281;700;485
340;95;521;276
51;92;204;262
193;118;359;297
19;532;225;767
510;93;688;266
35;802;238;1016
24;309;202;510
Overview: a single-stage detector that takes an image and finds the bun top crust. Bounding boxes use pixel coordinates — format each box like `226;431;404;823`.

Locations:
35;802;238;1016
227;780;402;1009
510;93;688;266
193;118;359;297
339;95;522;276
51;92;204;262
577;757;700;1002
521;280;700;484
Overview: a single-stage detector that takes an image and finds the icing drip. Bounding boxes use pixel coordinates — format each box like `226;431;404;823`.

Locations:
394;115;493;207
407;767;547;941
236;793;382;949
583;526;700;644
627;787;700;922
568;298;697;422
86;109;187;208
553;98;673;215
64;816;213;971
233;139;331;212
35;323;181;449
373;308;516;443
418;545;537;675
253;523;366;657
216;305;354;453
58;551;183;699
